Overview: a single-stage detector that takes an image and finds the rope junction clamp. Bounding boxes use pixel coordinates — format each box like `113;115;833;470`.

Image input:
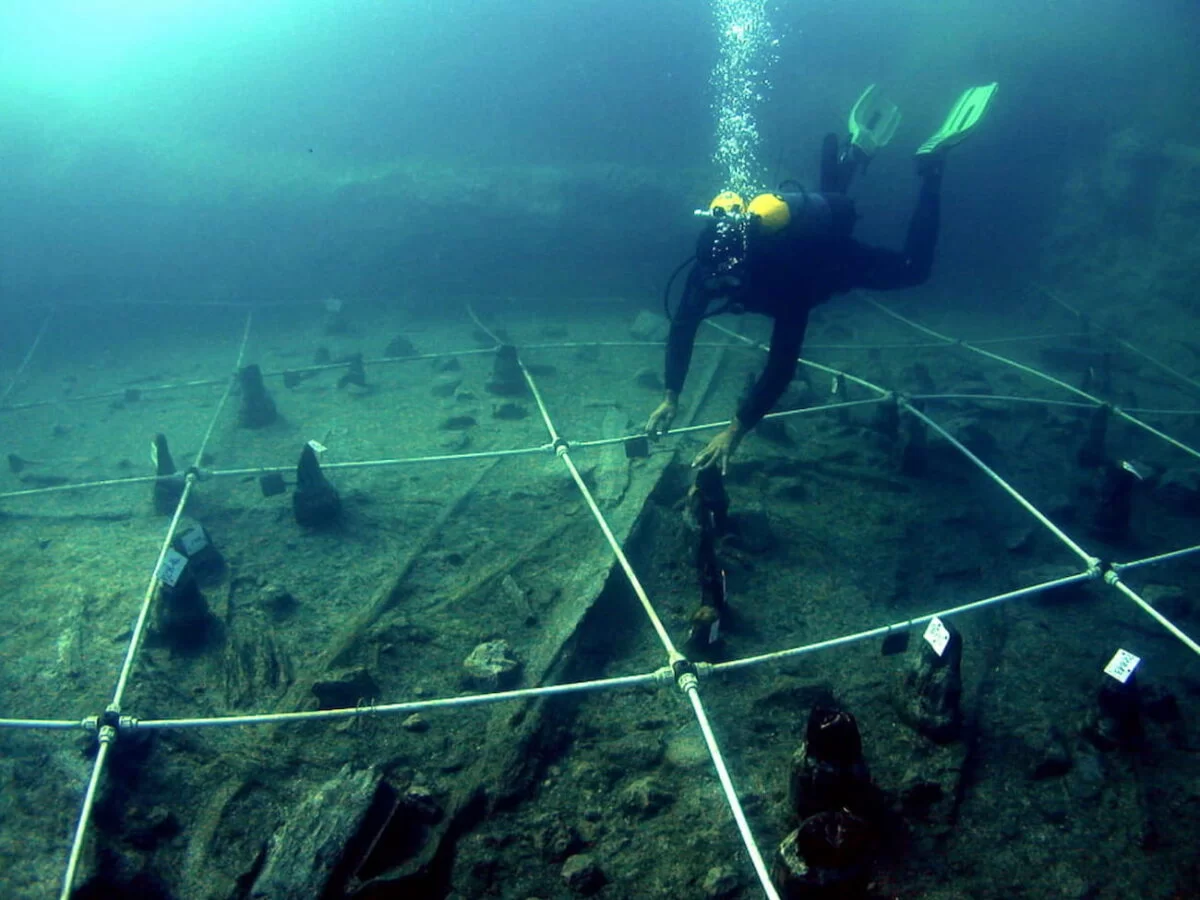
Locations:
672;658;703;692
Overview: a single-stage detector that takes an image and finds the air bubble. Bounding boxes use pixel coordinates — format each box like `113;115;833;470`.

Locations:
710;0;778;197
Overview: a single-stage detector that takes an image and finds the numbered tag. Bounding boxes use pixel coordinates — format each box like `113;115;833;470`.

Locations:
177;524;209;556
708;617;721;645
307;439;327;454
923;616;950;657
149;440;159;468
830;375;841;396
157;550;188;587
1104;649;1140;684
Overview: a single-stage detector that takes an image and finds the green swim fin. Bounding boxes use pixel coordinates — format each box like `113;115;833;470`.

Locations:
916;82;999;157
847;84;902;160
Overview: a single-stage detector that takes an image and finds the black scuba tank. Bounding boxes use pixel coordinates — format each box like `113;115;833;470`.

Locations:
772;191;858;240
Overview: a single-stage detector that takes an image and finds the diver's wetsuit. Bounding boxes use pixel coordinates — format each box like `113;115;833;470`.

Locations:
665;169;942;429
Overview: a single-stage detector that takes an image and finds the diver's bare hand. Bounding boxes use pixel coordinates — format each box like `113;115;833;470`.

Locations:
646;391;679;439
691;420;745;475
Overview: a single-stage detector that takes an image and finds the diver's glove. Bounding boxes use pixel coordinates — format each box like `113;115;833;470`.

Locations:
692;418;746;475
646;391;679;439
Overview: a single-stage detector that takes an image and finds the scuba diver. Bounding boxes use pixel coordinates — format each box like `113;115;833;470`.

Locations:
646;84;998;472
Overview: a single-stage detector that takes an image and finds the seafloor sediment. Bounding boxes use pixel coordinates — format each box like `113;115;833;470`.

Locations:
1;293;1198;899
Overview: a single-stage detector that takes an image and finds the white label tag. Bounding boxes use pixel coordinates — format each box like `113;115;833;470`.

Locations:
177;525;209;556
830;375;839;395
157;550;188;587
708;617;721;645
307;439;327;454
1104;648;1140;684
923;616;950;656
149;441;159;468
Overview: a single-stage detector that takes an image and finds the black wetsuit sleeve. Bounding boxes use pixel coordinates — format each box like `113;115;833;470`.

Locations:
736;306;809;428
664;267;708;395
844;171;942;291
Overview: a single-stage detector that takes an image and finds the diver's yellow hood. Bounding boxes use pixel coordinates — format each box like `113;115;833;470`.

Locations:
747;193;791;233
708;191;745;216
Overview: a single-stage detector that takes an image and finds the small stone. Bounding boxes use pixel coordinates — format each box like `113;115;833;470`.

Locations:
384;335;417;358
601;735;664;772
431;376;462;398
701;865;739;899
462;639;522;691
629;310;670;342
311;667;379;710
755;418;792;445
1028;726;1072;780
635;368;664;391
945;416;996;459
772;480;808;503
402;713;430;732
440;432;471;453
561;854;606;896
441;415;477;431
259;584;298;620
1003;525;1036;553
1141;584;1192;620
1155;468;1200;516
1142;684;1182;723
618;776;674;818
1018;564;1089;604
126;804;181;851
402;784;442;823
535;819;584;862
493;402;529;420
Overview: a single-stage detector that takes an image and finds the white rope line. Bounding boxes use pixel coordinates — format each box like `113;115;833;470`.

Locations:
1;399;898;503
868;298;1200;463
60;742;113;900
708;300;1098;567
1118;406;1200;416
1;309;55;405
1037;284;1200;398
518;355;683;662
0;347;498;413
14;549;1200;734
1112;543;1200;574
130;670;669;730
713;571;1096;673
911;393;1096;409
904;404;1097;567
60;312;252;900
703;319;890;396
1112;409;1200;463
868;298;1200;658
492;306;779;897
1104;571;1200;657
683;683;781;900
0;717;86;731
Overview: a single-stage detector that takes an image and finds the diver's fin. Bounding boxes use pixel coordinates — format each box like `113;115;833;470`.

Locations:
916;82;999;157
847;84;902;160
